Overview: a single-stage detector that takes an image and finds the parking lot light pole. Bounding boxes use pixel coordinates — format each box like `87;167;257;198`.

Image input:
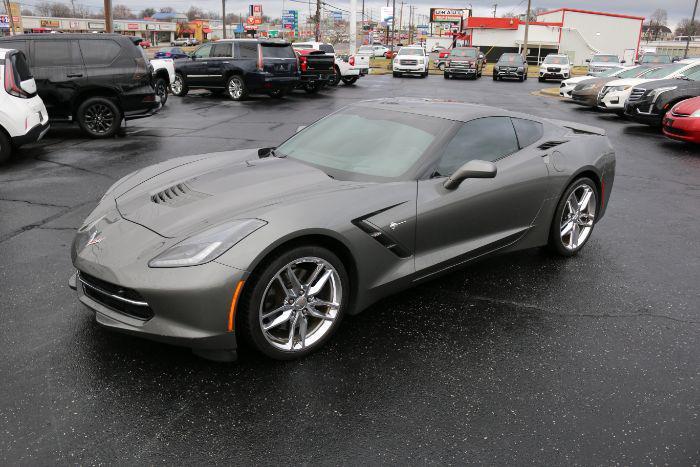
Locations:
521;0;531;64
104;0;113;33
222;0;227;39
684;0;698;59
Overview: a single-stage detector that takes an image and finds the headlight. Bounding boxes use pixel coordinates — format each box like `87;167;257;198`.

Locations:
149;219;267;268
690;109;700;117
418;58;424;64
494;65;499;71
610;85;632;92
648;86;677;103
580;83;596;91
517;67;524;72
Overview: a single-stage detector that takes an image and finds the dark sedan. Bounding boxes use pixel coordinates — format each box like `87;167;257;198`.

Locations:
154;47;189;59
625;67;700;126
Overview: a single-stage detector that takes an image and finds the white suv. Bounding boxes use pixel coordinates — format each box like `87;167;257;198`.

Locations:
0;47;49;164
393;46;429;78
538;54;571;82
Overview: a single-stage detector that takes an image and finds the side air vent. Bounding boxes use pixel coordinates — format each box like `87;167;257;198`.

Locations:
353;219;411;258
538;140;568;150
151;183;210;207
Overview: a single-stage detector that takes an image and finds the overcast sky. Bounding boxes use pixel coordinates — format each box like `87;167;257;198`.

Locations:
36;0;696;29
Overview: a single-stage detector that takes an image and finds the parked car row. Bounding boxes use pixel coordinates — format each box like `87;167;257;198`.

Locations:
557;59;700;144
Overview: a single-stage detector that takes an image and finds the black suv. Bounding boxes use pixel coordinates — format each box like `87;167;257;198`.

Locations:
0;34;159;138
624;64;700;127
171;39;299;100
493;53;528;82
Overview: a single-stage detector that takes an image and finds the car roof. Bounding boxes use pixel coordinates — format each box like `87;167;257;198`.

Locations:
353;98;539;123
0;33;130;41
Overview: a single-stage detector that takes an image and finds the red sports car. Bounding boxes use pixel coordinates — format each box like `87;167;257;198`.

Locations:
662;96;700;144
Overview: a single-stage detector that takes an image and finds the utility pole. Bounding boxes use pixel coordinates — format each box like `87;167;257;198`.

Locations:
684;0;698;59
4;0;16;36
492;3;497;18
521;0;531;64
221;0;227;38
349;0;356;54
315;0;321;41
104;0;113;32
391;0;395;52
398;1;403;42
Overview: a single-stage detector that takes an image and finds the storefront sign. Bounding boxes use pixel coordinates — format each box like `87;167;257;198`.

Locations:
380;6;393;25
88;22;105;29
0;15;9;29
40;19;60;28
251;4;263;17
429;8;467;23
127;23;139;30
146;24;157;30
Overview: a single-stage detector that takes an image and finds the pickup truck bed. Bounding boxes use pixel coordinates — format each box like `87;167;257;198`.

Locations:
296;49;335;92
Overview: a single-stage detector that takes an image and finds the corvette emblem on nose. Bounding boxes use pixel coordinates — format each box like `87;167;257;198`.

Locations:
87;231;104;246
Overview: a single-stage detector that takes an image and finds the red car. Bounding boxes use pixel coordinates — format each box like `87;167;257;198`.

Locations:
662;96;700;144
139;40;152;48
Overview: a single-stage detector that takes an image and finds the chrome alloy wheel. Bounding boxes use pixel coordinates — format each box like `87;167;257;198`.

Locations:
228;77;243;100
259;257;342;352
84;104;115;135
560;183;597;251
171;75;183;95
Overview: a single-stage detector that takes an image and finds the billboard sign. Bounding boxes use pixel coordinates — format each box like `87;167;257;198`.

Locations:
250;4;263;17
282;9;298;30
380;6;393;24
0;15;9;29
430;8;467;23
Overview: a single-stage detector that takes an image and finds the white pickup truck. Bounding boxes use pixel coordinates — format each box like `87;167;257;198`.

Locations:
149;58;175;105
292;42;368;86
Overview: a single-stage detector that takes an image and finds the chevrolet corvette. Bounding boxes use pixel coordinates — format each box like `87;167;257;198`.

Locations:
69;98;616;361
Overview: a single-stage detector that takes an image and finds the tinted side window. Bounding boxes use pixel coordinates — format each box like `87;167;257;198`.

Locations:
79;39;121;66
512;118;544;148
10;52;33;80
237;42;258;59
437;117;519;176
0;41;28;57
34;40;80;67
192;44;212;58
210;42;232;57
262;45;295;58
319;44;334;54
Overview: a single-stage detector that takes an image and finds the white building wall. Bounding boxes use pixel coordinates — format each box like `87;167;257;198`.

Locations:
560;11;642;62
471;25;559;49
537;10;564;23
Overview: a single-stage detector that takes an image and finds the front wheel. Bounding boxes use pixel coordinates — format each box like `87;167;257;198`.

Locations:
341;76;358;85
444;72;450;79
548;177;599;256
227;75;247;101
493;74;498;81
153;77;168;106
392;72;401;78
237;245;349;360
328;67;341;86
77;97;121;139
438;63;445;71
538;77;545;82
0;131;12;164
171;73;188;97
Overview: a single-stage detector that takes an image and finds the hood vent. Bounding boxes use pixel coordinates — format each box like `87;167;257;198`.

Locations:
151;183;211;207
353;219;411;258
538;140;568;150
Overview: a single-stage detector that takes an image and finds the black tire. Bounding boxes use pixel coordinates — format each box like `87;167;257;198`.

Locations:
438;63;445;71
548;177;599;257
153;77;168;106
493;74;498;81
0;131;12;165
237;245;349;360
77;97;121;139
538;77;545;82
226;75;247;101
524;73;528;80
268;88;286;99
171;73;188;97
328;67;341;86
341;76;358;85
444;72;450;79
421;70;428;78
519;75;524;82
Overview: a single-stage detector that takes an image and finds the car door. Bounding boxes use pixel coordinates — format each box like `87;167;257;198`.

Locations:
206;42;233;88
184;43;212;86
414;116;550;274
30;39;85;120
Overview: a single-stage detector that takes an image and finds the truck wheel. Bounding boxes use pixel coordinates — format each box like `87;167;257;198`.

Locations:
77;97;121;139
171;73;188;97
154;77;168;106
538;77;545;82
444;72;450;79
227;75;248;101
438;63;445;71
304;82;320;94
341;76;358;85
328;68;341;86
0;131;12;164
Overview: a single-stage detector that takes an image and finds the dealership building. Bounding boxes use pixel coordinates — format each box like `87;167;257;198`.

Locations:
430;7;645;65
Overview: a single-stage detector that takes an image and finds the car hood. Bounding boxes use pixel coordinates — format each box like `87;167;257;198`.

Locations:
114;149;363;238
606;78;649;87
640;77;697;90
563;76;593;85
672;96;700;114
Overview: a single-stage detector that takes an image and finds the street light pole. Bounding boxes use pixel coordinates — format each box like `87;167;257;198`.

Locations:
222;0;227;39
349;0;356;54
684;0;698;59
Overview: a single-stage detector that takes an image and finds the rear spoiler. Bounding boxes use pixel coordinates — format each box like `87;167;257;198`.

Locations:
547;118;606;136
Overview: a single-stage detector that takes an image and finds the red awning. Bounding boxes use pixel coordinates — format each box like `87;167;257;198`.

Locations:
203;27;212;33
180;28;194;34
31;27;50;32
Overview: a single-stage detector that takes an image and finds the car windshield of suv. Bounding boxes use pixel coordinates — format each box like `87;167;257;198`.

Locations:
293;44;313;49
450;48;477;58
597;67;624;77
640;55;671;64
262;44;296;58
277;107;451;181
544;56;568;64
498;54;523;64
683;67;700;80
398;48;423;56
591;55;619;63
644;63;685;78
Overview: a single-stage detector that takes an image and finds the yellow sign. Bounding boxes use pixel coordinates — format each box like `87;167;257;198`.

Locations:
40;19;60;28
9;2;22;33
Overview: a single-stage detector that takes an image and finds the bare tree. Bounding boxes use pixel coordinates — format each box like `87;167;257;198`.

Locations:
160;7;175;13
140;7;156;18
187;5;204;20
646;8;668;41
112;4;135;19
675;18;700;37
21;8;34;15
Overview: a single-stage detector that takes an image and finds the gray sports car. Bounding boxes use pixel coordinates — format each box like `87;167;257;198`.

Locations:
69;98;616;361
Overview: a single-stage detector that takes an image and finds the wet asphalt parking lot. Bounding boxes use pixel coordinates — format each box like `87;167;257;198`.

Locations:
1;75;698;464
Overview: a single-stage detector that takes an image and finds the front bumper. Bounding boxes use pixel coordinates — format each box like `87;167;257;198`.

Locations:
662;115;700;143
560;83;575;98
597;92;627;110
494;68;524;79
624;98;664;125
11;120;50;146
246;73;300;92
393;65;426;74
540;70;570;80
445;66;477;75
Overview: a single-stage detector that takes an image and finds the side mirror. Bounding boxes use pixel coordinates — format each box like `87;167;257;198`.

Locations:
620;59;626;64
258;147;275;158
672;56;680;62
443;160;497;190
296;125;306;133
19;78;37;95
585;59;590;63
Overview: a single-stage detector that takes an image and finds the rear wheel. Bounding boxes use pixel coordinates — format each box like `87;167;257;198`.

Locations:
77;97;121;139
0;131;12;164
438;62;445;71
153;77;168;105
328;67;341;86
171;73;188;96
238;245;349;360
342;76;358;85
548;177;598;256
227;75;247;101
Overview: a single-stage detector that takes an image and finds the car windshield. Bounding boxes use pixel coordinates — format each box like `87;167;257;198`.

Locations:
683;67;700;80
293;44;313;49
498;54;522;64
597;67;624;77
262;44;296;58
359;46;372;52
640;55;671;64
644;64;685;78
277;107;451;181
544;56;568;64
450;48;477;58
398;48;423;55
592;55;619;62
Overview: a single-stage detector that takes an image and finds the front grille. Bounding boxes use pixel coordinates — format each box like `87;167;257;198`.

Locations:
547;67;561;72
79;272;154;320
628;88;646;102
400;59;417;66
538;140;567;150
664;125;686;136
151;182;210;207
